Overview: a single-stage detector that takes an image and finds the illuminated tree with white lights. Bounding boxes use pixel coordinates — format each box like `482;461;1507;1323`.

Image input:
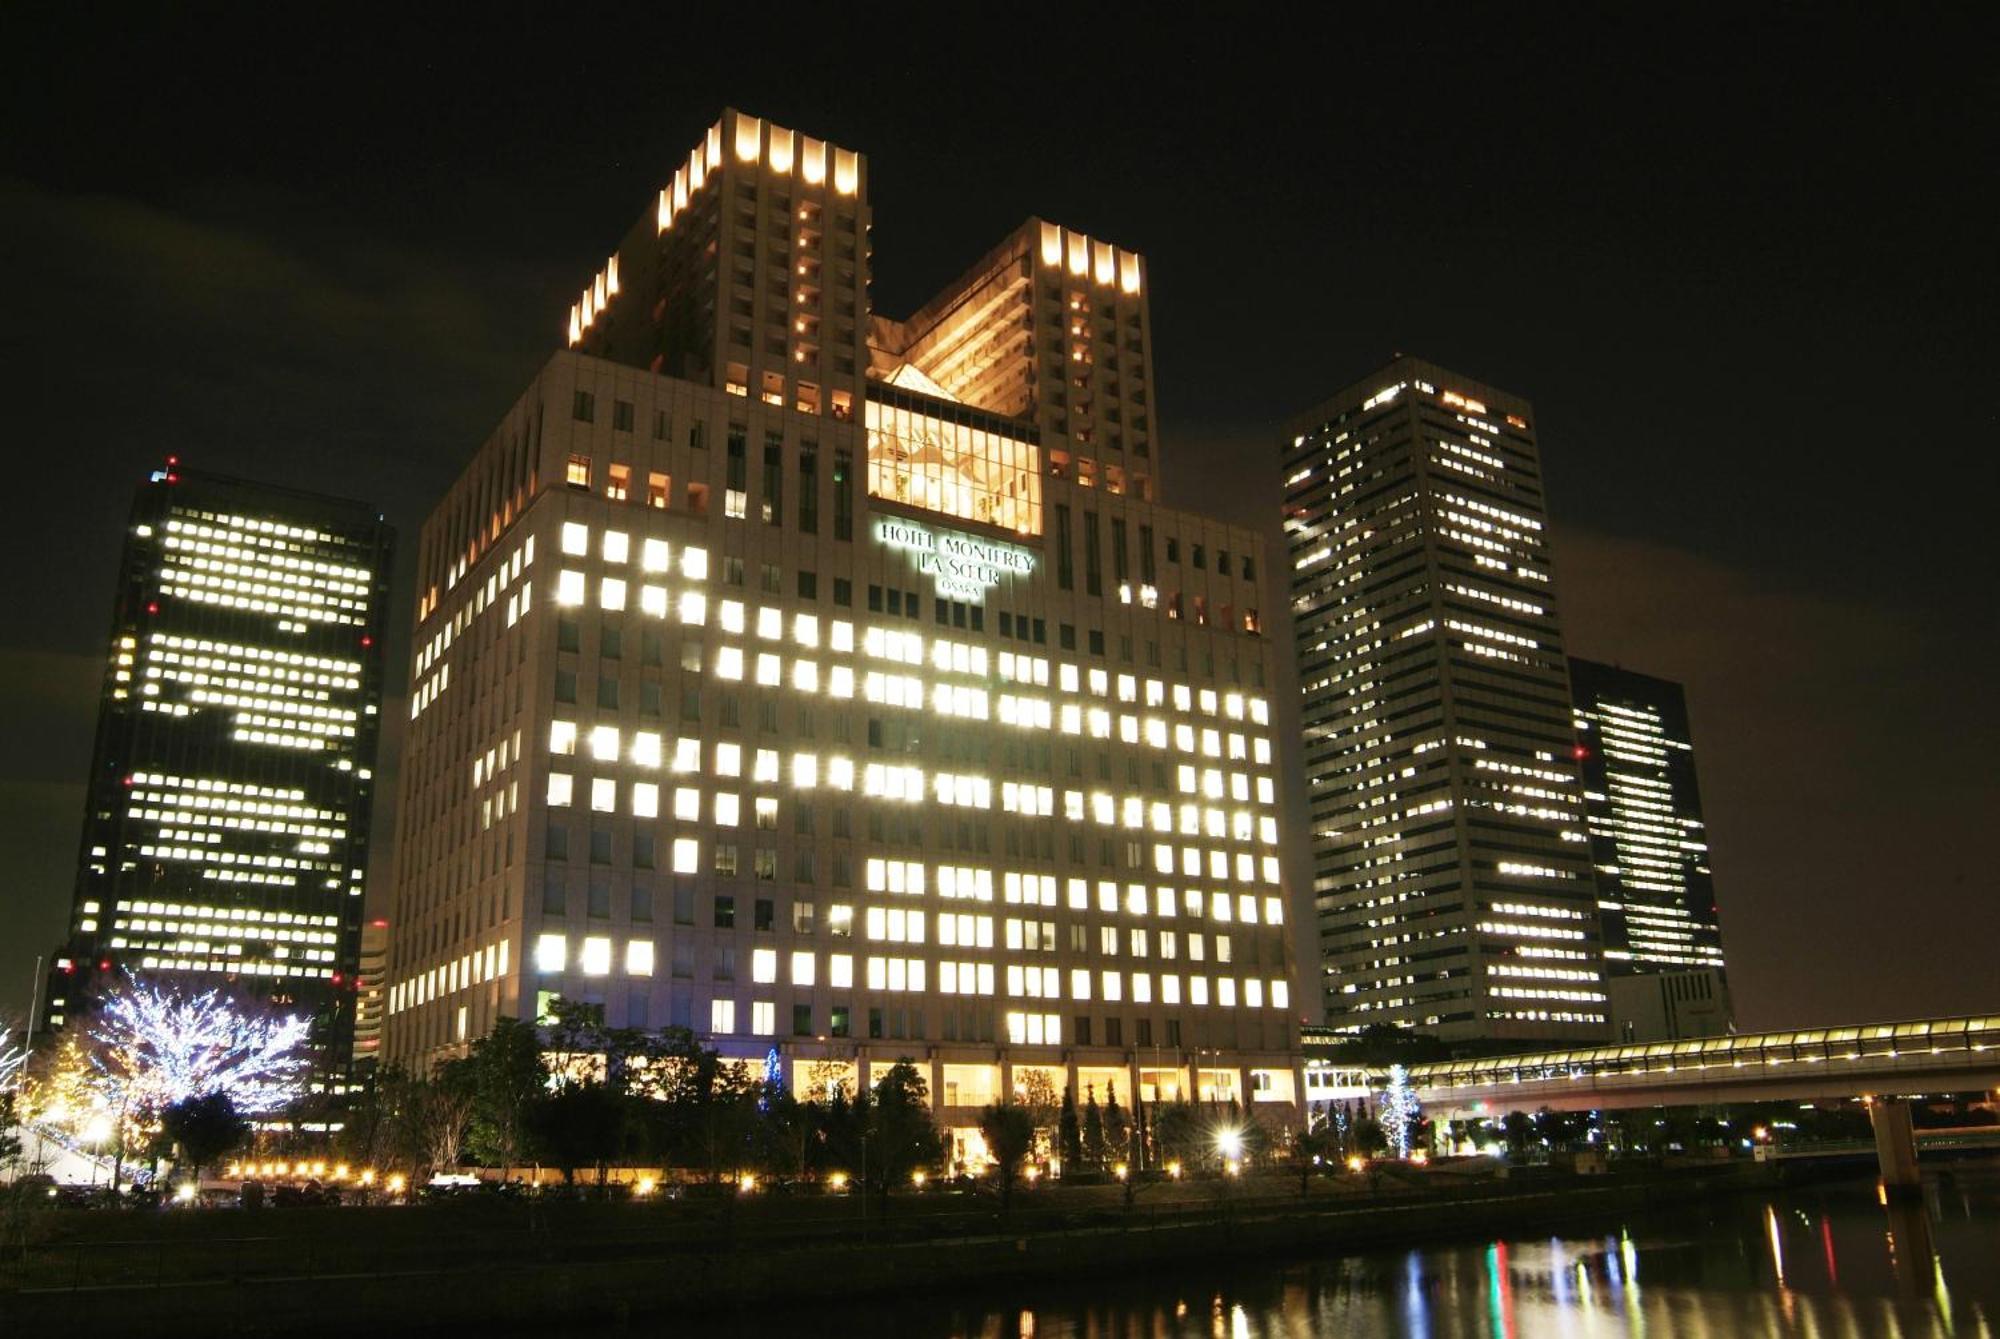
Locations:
1378;1064;1422;1160
0;1028;27;1092
88;973;312;1118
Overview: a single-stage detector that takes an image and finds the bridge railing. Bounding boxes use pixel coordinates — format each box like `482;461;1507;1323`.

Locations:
1408;1012;2000;1096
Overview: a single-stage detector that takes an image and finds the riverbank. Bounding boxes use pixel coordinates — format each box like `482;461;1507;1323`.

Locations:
0;1162;1787;1333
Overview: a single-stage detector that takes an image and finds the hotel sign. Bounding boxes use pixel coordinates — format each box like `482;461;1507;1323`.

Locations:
875;520;1035;602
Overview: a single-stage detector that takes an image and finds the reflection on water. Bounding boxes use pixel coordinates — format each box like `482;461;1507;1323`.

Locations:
685;1165;2000;1338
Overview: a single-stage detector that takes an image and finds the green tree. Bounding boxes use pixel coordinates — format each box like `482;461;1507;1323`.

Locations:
160;1091;249;1183
1151;1099;1201;1167
1103;1080;1130;1168
529;1081;626;1185
978;1100;1035;1216
867;1060;943;1210
1082;1085;1105;1167
1016;1067;1059;1163
466;1017;546;1177
1058;1086;1082;1171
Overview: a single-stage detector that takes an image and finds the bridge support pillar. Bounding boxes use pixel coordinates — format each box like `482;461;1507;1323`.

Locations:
1869;1098;1921;1199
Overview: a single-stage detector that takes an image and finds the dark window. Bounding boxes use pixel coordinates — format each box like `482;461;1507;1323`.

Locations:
555;669;577;703
1084;511;1102;595
714;895;736;929
833;447;854;540
834;578;852;606
597;675;619;709
1074;1015;1093;1046
557;616;580;653
1105;1017;1122;1046
798;445;818;534
542;824;569;862
612;399;634;431
1059;623;1076;651
761;436;782;524
600;626;621;659
754;898;775;931
631;885;654;920
830;1006;851;1038
1054;504;1073;590
1139;525;1156;584
572;390;595;422
1111;518;1128;584
797;570;817;599
589;830;612;864
633;835;656;870
793;1003;813;1036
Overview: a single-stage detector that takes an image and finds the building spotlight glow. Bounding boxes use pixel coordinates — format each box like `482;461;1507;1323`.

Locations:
1216;1128;1243;1160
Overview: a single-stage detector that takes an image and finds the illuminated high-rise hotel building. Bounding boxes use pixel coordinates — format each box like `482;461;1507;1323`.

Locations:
1282;358;1609;1045
381;110;1301;1140
49;465;392;1065
1567;658;1728;982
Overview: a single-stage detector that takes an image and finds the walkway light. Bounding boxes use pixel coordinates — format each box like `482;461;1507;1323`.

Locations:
1216;1128;1243;1160
1346;1155;1365;1173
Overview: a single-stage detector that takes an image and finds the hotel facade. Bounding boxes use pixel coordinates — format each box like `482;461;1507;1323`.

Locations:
50;465;392;1068
382;111;1303;1141
1283;358;1611;1047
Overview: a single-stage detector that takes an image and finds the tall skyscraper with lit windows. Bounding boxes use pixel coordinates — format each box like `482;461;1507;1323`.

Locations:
1282;357;1610;1046
382;110;1302;1152
1567;658;1728;980
48;464;393;1068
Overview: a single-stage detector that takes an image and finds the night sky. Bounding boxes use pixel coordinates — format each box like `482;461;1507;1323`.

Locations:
3;12;1993;1034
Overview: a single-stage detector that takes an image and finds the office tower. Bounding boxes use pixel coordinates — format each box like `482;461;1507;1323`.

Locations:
1283;357;1608;1046
1568;658;1730;1038
48;464;393;1071
383;110;1301;1146
351;917;391;1080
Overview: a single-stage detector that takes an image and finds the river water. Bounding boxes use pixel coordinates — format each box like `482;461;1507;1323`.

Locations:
707;1166;2000;1337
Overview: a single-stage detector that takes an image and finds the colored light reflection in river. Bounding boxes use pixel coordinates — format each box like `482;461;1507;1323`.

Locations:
534;1166;2000;1338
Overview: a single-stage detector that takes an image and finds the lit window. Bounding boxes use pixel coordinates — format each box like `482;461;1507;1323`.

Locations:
753;948;777;983
674;788;700;821
791;951;816;987
720;600;746;634
679;592;707;625
715;793;740;826
673;838;699;873
642;538;671;572
829;954;853;987
534;933;566;973
589;724;620;760
600;577;627;611
711;998;736;1033
682;546;709;580
627;940;655;977
547;773;573;807
717;647;744;680
580;937;612;976
632;732;662;767
590;778;616;812
716;742;742;777
550;721;577;754
752;1002;775;1036
561;522;589;556
603;531;629;564
631;782;659;818
556;570;586;606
